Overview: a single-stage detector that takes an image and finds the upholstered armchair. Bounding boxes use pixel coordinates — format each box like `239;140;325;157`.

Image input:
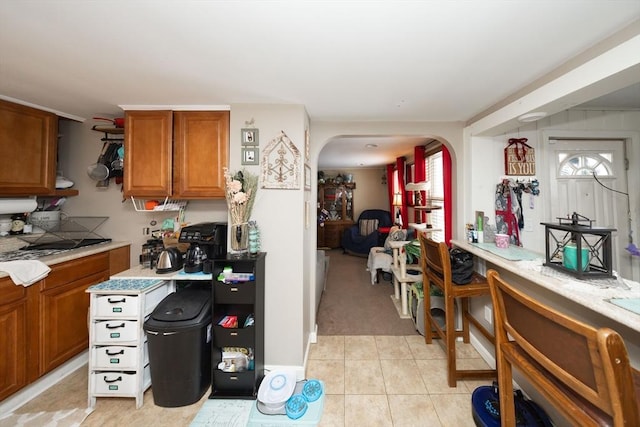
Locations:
341;209;393;256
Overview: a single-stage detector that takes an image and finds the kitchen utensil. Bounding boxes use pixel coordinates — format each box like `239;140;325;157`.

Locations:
184;243;207;273
156;247;184;273
93;117;124;128
87;163;109;181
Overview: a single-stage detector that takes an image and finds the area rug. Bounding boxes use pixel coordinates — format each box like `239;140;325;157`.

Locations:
189;399;253;427
0;407;93;427
316;249;418;335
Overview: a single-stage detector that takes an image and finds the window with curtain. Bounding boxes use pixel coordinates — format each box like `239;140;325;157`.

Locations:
425;150;445;242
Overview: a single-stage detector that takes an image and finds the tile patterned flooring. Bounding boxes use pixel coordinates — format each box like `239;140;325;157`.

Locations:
308;335;493;427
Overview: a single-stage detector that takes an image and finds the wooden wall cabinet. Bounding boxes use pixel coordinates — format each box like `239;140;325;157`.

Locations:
0;246;130;401
0;100;58;195
123;110;229;199
317;183;356;248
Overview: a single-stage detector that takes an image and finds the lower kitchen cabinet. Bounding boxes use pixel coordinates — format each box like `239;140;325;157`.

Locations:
87;279;172;409
0;246;131;402
210;253;265;399
0;278;29;400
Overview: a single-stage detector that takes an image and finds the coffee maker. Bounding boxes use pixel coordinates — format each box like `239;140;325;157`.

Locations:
179;222;227;273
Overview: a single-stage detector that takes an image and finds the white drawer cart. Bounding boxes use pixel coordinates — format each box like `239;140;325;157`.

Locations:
87;279;173;409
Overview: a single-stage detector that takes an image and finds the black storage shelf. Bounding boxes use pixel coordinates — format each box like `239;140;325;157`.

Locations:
210;253;265;400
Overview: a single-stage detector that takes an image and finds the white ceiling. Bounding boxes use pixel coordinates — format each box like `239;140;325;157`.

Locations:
1;1;639;169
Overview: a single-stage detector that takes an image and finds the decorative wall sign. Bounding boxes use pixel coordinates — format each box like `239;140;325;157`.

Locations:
504;138;535;175
261;131;300;189
241;128;259;145
304;128;310;163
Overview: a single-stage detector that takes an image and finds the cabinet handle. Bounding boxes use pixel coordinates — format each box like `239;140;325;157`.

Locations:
105;322;125;329
103;375;122;383
230;332;238;336
107;297;126;304
229;376;238;380
230;287;238;292
106;349;125;356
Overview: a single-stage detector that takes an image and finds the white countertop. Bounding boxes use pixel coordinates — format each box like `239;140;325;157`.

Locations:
112;264;213;281
451;239;640;333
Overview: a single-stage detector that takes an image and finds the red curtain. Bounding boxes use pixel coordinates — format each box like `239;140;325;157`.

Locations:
396;156;407;227
442;145;452;245
386;163;395;211
414;145;426;223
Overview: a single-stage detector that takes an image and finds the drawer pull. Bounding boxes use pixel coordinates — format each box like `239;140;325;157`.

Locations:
230;332;238;336
103;375;122;384
230;287;238;292
229;376;238;380
106;349;125;356
105;323;125;329
108;297;126;304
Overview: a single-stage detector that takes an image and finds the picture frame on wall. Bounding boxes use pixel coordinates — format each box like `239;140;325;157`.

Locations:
242;147;259;165
241;128;259;145
304;164;311;190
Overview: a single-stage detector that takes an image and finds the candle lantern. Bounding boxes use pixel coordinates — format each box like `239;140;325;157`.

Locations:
541;212;616;279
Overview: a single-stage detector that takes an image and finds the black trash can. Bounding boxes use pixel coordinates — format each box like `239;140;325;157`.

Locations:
144;288;212;407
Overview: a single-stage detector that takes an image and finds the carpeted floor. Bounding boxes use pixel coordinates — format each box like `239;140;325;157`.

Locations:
316;249;420;335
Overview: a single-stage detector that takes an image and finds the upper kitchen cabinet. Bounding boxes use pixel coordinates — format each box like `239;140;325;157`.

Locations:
123;110;229;199
0;100;58;195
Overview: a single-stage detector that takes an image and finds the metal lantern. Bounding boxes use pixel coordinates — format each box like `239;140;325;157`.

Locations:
541;212;616;279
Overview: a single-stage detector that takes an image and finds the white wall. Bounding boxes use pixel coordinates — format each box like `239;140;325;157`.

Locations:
466;109;640;281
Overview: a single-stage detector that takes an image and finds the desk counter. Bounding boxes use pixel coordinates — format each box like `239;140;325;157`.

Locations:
451;240;640;334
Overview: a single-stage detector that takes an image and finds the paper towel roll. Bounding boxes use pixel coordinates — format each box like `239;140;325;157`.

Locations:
0;198;38;215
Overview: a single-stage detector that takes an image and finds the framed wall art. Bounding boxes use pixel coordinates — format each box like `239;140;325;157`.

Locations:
241;147;259;165
261;131;301;189
304;164;311;190
241;128;259;145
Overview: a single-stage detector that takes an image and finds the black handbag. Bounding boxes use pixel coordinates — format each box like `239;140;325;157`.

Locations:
449;248;475;284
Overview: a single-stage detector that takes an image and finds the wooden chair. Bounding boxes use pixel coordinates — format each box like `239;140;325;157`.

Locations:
419;235;496;387
487;269;640;426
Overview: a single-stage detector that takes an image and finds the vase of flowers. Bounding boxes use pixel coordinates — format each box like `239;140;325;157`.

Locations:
224;167;258;255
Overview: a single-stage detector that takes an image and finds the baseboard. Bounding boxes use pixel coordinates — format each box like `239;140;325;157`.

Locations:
469;332;496;369
0;350;88;414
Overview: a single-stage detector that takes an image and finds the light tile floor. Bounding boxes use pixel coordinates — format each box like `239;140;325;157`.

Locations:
308;335;494;427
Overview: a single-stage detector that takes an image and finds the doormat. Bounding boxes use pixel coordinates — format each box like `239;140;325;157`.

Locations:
0;407;93;427
391;294;411;319
189;399;253;427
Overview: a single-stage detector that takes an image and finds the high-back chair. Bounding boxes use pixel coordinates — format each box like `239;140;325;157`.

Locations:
419;235;496;387
487;269;640;426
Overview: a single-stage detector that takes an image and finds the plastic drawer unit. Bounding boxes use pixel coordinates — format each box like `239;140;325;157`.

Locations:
87;279;172;409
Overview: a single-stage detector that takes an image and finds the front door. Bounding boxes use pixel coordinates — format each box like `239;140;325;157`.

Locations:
547;138;631;278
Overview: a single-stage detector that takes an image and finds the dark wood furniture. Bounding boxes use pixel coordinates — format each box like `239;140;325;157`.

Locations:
210;253;265;399
317;182;355;248
487;269;640;426
419;235;496;387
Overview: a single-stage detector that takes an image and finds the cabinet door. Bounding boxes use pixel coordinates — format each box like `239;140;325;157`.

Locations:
0;279;28;400
0;100;57;195
123;111;173;197
40;271;108;373
173;111;229;198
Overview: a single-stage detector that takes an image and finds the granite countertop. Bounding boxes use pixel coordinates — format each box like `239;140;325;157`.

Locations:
451;239;640;333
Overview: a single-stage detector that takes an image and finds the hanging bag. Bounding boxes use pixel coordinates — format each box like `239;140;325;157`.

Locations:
449;248;474;284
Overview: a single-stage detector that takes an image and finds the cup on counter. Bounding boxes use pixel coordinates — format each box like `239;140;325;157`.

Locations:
495;234;510;249
30;211;60;231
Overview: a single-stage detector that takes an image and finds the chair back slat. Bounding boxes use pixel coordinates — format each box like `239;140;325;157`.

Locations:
488;269;640;426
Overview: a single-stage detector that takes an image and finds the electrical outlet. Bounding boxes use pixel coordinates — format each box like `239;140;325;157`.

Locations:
142;227;150;236
484;305;493;324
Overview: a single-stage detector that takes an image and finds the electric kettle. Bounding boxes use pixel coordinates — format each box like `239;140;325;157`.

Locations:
156;247;183;274
184;243;207;273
